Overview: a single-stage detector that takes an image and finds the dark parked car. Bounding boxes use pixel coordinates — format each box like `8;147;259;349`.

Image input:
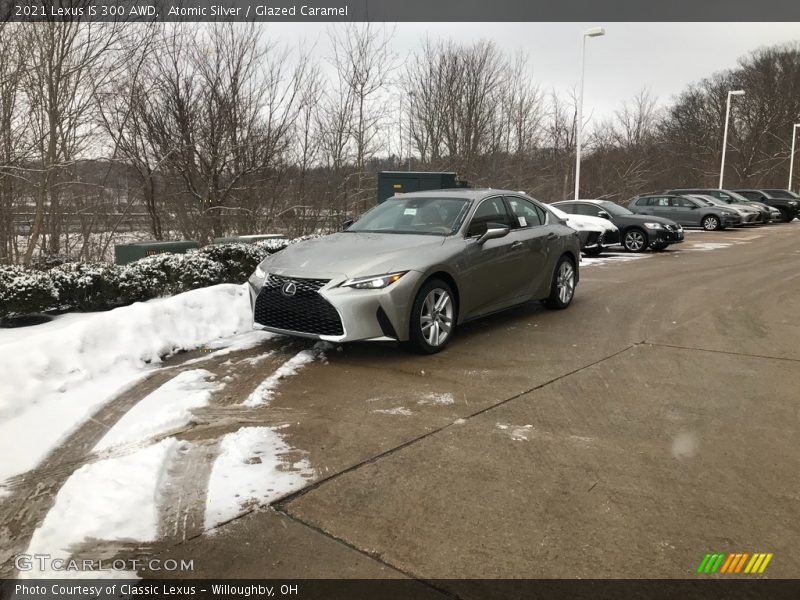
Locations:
552;199;684;252
733;189;798;222
761;189;800;201
628;194;741;230
665;189;772;223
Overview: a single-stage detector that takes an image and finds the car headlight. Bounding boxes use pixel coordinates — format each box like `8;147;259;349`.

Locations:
643;222;663;230
721;211;734;216
789;201;797;206
254;264;266;280
341;271;407;290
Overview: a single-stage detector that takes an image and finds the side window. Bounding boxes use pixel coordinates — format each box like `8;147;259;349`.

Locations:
670;196;690;208
635;197;649;206
556;203;577;214
466;197;512;237
505;197;545;228
575;203;600;217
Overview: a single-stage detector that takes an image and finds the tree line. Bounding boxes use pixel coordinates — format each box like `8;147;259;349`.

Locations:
1;21;799;265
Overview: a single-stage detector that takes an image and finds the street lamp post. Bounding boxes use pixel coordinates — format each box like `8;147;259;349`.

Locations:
789;123;799;192
574;26;605;201
718;89;745;189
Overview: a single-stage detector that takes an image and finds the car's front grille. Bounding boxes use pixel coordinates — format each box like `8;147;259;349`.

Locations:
254;275;344;336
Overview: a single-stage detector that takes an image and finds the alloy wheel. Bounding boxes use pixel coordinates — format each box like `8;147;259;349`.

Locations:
703;216;719;231
625;230;645;251
556;261;575;304
420;288;453;347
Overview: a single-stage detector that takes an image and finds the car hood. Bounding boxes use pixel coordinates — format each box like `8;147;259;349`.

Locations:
258;232;447;279
563;213;618;233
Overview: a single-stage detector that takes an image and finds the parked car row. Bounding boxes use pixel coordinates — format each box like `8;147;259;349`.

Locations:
246;185;797;354
554;187;798;254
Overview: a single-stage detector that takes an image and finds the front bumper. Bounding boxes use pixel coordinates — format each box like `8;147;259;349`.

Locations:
722;215;742;227
248;270;422;343
647;225;684;245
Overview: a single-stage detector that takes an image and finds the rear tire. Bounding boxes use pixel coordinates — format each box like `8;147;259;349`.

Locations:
402;279;456;354
623;228;648;253
542;255;576;310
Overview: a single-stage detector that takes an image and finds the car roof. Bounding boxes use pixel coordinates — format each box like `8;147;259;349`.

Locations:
390;188;530;201
552;199;609;204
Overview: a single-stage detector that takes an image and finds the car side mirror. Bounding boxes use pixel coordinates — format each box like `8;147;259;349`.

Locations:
597;210;611;219
477;223;509;245
341;219;354;231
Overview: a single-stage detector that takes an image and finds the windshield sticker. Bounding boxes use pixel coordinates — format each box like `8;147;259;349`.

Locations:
518;216;527;227
404;208;417;215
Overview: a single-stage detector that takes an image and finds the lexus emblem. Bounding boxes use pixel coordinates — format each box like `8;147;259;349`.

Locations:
281;281;297;297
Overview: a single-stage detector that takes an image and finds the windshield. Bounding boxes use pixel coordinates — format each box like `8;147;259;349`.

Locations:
347;196;470;235
723;191;754;204
689;195;715;206
598;201;633;216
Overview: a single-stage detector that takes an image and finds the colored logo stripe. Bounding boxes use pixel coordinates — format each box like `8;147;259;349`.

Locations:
698;552;773;575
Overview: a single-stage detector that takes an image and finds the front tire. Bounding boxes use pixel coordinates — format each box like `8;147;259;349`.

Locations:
403;279;456;354
623;228;648;253
702;215;721;231
583;246;603;256
542;255;576;310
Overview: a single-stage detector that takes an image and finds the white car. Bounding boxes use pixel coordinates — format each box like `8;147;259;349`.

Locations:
548;204;619;256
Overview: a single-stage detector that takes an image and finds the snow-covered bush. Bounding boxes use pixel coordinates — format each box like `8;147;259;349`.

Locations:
49;263;122;311
0;235;301;321
196;243;268;282
0;265;59;319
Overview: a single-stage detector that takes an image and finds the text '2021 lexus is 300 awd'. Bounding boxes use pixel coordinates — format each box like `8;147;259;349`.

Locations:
248;189;581;353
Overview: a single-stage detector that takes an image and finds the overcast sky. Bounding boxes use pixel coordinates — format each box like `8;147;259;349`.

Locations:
272;22;800;122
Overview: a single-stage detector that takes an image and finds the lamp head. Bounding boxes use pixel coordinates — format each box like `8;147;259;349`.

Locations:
584;27;606;37
729;90;745;96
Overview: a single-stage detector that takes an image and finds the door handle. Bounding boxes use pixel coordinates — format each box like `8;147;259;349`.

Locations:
510;241;524;250
546;232;558;240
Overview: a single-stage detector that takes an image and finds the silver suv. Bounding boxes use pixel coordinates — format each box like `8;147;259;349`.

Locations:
628;194;741;230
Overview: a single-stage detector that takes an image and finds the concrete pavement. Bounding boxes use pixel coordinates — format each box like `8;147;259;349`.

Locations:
142;223;800;583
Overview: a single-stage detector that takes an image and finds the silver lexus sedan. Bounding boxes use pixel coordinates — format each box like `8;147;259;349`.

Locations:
248;189;580;353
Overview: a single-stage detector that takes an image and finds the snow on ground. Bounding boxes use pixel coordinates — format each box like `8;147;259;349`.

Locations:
94;369;222;452
177;330;275;368
243;343;328;407
418;392;455;405
204;427;312;530
0;283;253;486
373;406;414;416
21;438;185;579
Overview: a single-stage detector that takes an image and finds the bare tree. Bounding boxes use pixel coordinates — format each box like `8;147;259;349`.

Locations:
19;21;119;264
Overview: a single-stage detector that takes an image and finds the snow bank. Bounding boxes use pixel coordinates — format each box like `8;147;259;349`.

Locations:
0;283;255;486
204;427;312;529
21;438;185;579
94;369;221;452
0;283;252;421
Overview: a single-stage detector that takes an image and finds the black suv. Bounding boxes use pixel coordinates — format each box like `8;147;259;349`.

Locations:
552;199;684;253
733;189;798;222
665;189;772;223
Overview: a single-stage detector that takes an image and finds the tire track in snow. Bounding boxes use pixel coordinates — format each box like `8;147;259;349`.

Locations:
1;337;325;577
0;338;297;577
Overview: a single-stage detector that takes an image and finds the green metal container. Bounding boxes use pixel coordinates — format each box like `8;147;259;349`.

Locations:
114;240;200;265
377;171;469;204
213;234;287;245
